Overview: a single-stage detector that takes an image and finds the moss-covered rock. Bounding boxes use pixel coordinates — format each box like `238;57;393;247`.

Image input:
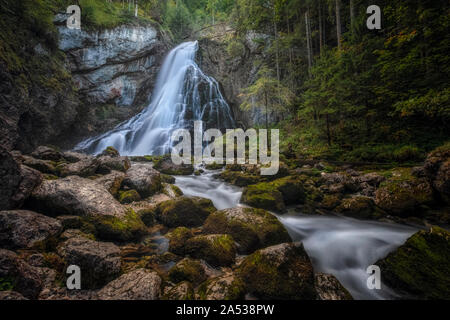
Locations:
163;281;195;300
218;170;262;187
424;143;450;204
168;258;207;286
87;209;148;242
271;176;306;204
100;146;120;158
242;183;286;212
185;234;236;267
153;155;194;175
205;162;225;170
160;174;176;184
137;208;156;227
314;273;353;300
237;243;316;299
320;194;341;210
155;196;216;228
203;207;291;254
335;196;376;219
375;168;434;216
167;227;194;255
197;273;246;300
118;190;141;204
123;163;162;198
376;226;450;299
162;184;183;198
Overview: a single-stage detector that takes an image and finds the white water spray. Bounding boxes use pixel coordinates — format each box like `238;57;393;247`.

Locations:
75;41;234;156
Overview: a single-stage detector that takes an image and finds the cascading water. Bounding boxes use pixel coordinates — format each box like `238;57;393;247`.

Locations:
75;41;235;156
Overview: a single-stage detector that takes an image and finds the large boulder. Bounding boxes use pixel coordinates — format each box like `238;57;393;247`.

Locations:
376;226;450;299
153;155;194;175
96;156;130;174
0;210;62;249
57;237;121;289
203;207;291;254
197;273;246;300
185;234;236;267
375;169;434;216
163;281;195;300
241;183;286;212
58;157;99;177
237;243;316;300
0;146;22;210
97;269;162;300
314;273;353;300
168;258;207;286
424;143;450;204
155;196;216;228
335;196;377;219
31;146;63;161
29;175;126;217
10;165;43;208
0;249;42;299
20;155;59;175
93;170;125;197
123;163;162;198
167;227;194;255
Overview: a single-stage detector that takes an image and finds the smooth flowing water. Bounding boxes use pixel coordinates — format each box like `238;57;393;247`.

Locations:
174;172;417;300
76;40;417;300
75;41;235;155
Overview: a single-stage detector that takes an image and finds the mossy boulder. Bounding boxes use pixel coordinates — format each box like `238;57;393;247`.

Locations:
118;190;141;204
320;194;341;210
137;208;156;227
153;155;194;175
335;196;376;219
314;273;353;300
185;234;236;267
271;176;306;205
203;207;291;254
100;146;120;158
376;226;450;299
197;273;246;300
93;170;125;197
424;143;450;204
160;174;176;184
155;196;216;228
218;170;261;187
168;258;207;286
162;183;183;198
87;209;148;242
205;162;225;170
375;168;434;216
122;163;162;198
242;183;286;212
237;243;316;300
167;227;194;255
163;281;195;300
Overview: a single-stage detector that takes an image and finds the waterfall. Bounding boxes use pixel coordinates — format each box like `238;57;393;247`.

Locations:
75;41;235;156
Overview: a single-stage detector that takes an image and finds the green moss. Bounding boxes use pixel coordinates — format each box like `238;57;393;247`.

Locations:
160;174;176;184
118;189;141;204
167;227;193;255
242;182;286;212
203;208;291;254
197;276;246;300
0;276;15;291
137;208;156;227
88;209;148;242
168;258;206;286
320;194;341;210
185;234;236;267
377;226;450;299
205;162;225;170
336;197;376;219
237;245;316;300
102;146;119;157
218;170;261;187
156;197;216;228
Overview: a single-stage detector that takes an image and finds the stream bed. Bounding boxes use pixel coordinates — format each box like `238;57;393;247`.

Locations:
175;170;418;300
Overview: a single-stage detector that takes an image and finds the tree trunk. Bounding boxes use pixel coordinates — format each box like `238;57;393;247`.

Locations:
305;10;312;70
319;0;323;55
350;0;355;34
273;17;280;83
326;113;331;145
265;92;269;130
335;0;342;50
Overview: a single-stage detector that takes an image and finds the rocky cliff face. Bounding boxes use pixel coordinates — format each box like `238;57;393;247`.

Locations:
0;10;170;153
198;32;280;128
